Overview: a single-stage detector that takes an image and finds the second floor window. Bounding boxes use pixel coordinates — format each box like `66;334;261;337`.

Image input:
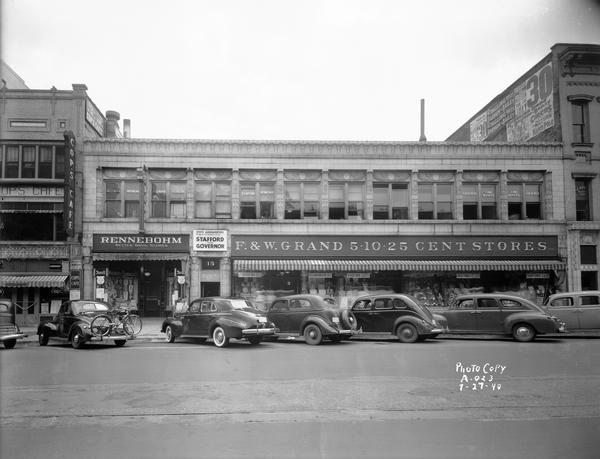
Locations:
195;181;231;218
1;144;64;179
22;146;36;178
105;180;139;218
285;182;321;219
240;182;274;219
5;146;19;178
373;183;409;219
151;181;187;218
571;100;590;143
575;179;591;221
462;183;497;219
418;183;453;219
329;183;364;219
508;183;541;220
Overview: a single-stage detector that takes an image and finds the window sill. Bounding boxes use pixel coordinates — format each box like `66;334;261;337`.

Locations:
571;142;593;148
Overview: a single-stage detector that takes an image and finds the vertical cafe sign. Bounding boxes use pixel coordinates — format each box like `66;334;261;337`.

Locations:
63;131;76;237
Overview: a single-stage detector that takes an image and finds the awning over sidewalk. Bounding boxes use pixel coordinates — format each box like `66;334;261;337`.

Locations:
233;259;566;272
0;274;68;287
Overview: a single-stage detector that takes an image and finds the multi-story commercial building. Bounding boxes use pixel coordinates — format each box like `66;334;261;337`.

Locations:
447;43;600;291
0;61;123;324
81;139;566;316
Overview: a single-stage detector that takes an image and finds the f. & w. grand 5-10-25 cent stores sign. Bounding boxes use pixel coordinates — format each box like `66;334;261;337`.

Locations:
231;235;558;259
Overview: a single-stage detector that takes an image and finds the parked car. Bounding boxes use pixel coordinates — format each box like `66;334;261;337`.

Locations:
439;293;566;342
0;299;27;349
37;300;130;349
267;294;359;345
350;294;447;343
543;291;600;331
162;297;276;347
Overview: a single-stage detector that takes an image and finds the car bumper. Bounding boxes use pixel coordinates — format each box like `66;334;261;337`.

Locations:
430;328;445;334
242;327;276;336
333;328;360;336
0;332;28;341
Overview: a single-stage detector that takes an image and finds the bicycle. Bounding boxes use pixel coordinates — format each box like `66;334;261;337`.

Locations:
90;307;143;338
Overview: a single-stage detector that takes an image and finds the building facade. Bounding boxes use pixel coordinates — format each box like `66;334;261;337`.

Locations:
81;139;566;316
0;66;123;325
447;43;600;291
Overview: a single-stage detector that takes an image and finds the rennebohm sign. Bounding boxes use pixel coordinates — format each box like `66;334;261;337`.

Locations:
231;235;559;259
93;234;189;252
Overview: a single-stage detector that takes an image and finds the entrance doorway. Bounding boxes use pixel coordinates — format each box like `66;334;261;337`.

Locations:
201;282;220;297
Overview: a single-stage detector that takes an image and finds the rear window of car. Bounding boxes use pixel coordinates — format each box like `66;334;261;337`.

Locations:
270;300;288;311
374;298;393;310
455;299;475;310
500;299;526;310
548;297;573;307
581;295;600;306
352;300;371;311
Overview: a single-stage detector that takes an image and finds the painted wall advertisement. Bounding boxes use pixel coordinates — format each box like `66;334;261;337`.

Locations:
470;62;554;142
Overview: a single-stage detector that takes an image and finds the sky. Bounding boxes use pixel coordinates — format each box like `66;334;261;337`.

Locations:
1;0;600;141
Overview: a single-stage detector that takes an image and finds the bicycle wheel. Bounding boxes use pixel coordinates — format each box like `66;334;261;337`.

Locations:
90;315;112;337
123;314;142;336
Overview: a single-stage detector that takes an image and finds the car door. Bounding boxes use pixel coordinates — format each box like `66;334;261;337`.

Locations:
287;298;312;332
577;293;600;329
475;297;504;332
268;299;290;332
444;298;478;332
351;299;374;331
545;296;580;330
195;300;216;335
58;302;76;337
371;297;396;332
182;301;201;334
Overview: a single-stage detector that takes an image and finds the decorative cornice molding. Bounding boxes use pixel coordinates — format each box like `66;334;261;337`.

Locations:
566;81;600;87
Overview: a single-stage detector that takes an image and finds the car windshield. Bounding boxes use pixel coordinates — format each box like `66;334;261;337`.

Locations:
72;302;110;314
227;299;256;311
403;295;434;319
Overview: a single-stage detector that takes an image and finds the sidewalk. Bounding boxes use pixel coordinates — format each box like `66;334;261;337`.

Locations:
18;317;166;344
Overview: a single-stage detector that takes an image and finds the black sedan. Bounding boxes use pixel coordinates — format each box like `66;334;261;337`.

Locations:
439;293;566;342
0;299;27;349
162;297;276;347
267;294;359;345
350;294;447;343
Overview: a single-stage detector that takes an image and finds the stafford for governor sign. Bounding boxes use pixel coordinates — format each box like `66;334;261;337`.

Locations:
231;235;558;259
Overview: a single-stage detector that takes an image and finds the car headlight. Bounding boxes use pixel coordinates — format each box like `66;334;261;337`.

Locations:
332;317;340;324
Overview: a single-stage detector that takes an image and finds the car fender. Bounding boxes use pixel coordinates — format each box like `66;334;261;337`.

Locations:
300;315;338;335
503;312;555;334
162;319;183;336
37;322;58;335
393;316;430;335
68;321;93;340
209;317;244;339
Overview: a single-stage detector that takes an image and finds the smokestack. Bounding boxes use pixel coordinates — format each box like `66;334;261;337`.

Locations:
105;110;120;138
419;99;427;142
123;119;131;138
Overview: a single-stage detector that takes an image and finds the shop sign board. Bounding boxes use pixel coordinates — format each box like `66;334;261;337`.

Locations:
231;235;558;259
93;234;190;252
63;131;76;237
193;230;228;251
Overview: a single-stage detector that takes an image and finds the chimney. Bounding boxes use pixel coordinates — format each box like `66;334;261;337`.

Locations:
419;99;427;142
105;110;120;138
123;119;131;138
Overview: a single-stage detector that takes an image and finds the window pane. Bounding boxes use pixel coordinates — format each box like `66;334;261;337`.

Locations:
55;147;65;179
170;182;186;200
152;201;167;217
152;182;167;201
124;181;139;200
580;245;597;265
215;199;231;218
437;183;452;201
463;203;478;219
195;182;212;200
125;201;139;218
437;202;452;219
481;203;497;219
6;146;19;178
196;202;212;218
241;183;256;202
22;146;36;178
524;184;540;202
106;201;121;218
170;202;186;218
418;202;434;219
328;184;344;202
39;146;53;178
507;184;522;202
106;182;121;200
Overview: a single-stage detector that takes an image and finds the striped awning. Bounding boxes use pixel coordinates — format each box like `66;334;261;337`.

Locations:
233;259;565;272
0;274;68;288
93;253;188;261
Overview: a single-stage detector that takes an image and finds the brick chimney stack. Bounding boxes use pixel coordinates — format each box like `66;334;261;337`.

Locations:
105;110;120;138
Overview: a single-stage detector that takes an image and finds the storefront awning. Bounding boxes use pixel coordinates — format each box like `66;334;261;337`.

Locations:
92;253;188;261
0;274;68;287
233;259;566;272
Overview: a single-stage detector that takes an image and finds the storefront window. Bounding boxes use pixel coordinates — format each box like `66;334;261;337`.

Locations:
373;183;409;219
241;182;274;219
105;180;139;218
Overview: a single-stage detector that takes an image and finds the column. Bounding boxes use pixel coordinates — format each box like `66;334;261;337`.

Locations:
410;170;419;220
221;257;232;296
365;170;373;220
190;256;201;299
82;256;94;300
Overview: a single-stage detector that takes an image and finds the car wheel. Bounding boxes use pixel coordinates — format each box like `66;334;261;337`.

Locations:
3;339;17;349
114;339;126;347
71;329;85;349
512;323;536;342
248;336;262;345
396;323;418;343
39;331;49;346
341;310;359;330
213;326;230;348
165;325;176;343
303;324;323;345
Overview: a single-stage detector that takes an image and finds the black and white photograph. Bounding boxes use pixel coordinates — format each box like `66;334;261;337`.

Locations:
1;1;600;458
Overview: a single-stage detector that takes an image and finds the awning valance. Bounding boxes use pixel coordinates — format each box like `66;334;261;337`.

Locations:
0;274;68;288
233;259;565;272
92;253;188;261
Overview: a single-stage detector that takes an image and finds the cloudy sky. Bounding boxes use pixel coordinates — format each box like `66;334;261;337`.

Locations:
2;0;599;141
